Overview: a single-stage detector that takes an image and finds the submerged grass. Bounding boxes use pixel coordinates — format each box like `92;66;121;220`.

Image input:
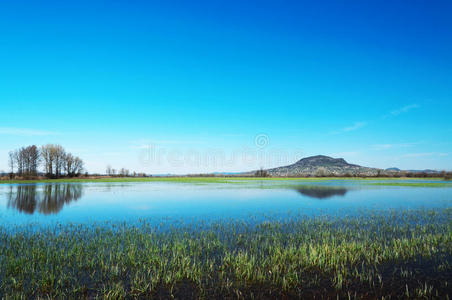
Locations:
367;182;452;188
0;209;451;299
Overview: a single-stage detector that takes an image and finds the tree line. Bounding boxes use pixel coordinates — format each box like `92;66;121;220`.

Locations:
8;144;84;178
105;165;146;177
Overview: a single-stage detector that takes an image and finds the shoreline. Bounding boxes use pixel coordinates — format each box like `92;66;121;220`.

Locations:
1;176;451;186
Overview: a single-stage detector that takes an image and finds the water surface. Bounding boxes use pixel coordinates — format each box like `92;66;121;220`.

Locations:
0;179;450;226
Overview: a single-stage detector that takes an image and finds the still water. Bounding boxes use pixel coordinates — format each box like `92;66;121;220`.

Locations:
0;180;451;225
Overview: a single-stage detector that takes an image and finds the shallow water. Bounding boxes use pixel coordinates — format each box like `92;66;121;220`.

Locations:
0;179;451;225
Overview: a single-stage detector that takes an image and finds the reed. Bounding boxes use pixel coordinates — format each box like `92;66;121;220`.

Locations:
0;208;450;299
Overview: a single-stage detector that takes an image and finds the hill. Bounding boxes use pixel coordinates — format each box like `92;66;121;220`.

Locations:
263;155;380;177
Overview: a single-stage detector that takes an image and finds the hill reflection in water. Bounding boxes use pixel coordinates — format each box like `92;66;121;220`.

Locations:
295;186;348;199
7;184;83;215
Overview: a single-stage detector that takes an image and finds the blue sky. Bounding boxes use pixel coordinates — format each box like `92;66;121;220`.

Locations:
1;0;451;174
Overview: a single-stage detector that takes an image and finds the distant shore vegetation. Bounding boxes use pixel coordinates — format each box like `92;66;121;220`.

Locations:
3;144;147;181
2;147;451;181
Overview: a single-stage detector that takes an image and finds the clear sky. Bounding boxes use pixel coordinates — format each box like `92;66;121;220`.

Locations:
1;0;451;174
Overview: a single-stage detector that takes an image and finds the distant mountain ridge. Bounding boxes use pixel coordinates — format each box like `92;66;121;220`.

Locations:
264;155;380;177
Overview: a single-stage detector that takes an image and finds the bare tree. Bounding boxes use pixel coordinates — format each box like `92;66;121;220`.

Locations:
64;153;75;176
15;149;24;175
119;168;129;177
8;151;15;175
63;153;74;176
26;145;40;176
72;156;84;176
106;165;112;176
53;145;65;178
41;145;54;176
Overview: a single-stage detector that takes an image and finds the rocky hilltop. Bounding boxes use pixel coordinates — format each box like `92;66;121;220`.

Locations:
265;155;380;177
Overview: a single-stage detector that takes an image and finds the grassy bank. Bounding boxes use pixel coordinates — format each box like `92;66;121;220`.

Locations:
1;209;451;299
1;176;451;185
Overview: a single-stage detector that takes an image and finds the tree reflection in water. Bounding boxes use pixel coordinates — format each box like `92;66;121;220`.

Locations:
7;184;83;215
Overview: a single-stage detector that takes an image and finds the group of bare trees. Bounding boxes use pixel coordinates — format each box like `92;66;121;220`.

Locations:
8;144;84;178
106;165;130;177
105;165;144;177
8;145;40;176
105;165;116;176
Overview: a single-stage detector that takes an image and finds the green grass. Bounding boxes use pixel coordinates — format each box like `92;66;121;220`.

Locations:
1;177;259;184
0;209;451;299
1;176;448;185
367;182;452;188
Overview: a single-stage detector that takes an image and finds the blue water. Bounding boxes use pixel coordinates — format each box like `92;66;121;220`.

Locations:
0;180;450;226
